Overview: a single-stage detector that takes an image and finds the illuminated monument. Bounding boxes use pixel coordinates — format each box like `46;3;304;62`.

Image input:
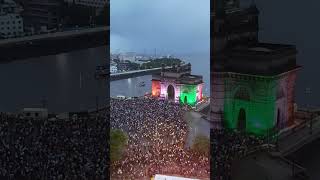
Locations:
211;0;301;135
152;63;203;106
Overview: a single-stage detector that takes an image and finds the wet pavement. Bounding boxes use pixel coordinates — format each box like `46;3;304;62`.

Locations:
184;111;211;148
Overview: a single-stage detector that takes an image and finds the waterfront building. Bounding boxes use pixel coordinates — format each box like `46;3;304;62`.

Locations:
211;0;301;135
116;61;130;72
110;65;117;74
64;0;107;16
65;0;107;8
64;0;106;8
119;52;136;62
110;60;116;66
21;108;48;120
152;63;203;106
0;0;24;38
17;0;62;33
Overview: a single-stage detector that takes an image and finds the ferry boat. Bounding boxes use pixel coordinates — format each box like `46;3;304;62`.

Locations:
138;81;145;87
116;95;126;100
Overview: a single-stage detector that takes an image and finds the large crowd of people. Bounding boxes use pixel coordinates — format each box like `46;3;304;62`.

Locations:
111;97;210;179
0;96;272;180
0;111;108;179
211;129;266;180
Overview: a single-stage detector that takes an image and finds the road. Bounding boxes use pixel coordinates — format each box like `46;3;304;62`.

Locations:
0;26;109;46
184;111;211;148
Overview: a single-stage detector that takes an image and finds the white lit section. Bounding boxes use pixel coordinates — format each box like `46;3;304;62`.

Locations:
153;174;200;180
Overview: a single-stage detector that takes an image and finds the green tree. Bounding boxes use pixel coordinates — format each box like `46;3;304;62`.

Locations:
141;57;183;69
191;135;210;155
110;129;128;163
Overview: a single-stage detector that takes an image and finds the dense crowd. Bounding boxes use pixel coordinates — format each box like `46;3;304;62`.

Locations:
211;129;266;180
111;97;209;179
0;111;108;180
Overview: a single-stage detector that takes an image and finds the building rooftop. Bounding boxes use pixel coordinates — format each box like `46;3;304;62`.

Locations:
152;63;203;85
211;3;259;17
213;43;301;76
178;74;203;84
230;43;296;55
153;73;203;85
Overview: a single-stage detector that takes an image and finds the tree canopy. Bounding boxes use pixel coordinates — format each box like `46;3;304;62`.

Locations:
191;135;210;156
110;129;128;163
140;58;182;69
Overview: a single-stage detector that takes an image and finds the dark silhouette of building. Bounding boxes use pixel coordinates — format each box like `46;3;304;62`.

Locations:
15;0;63;32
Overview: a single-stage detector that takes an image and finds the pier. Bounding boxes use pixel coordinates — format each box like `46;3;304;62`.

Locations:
109;64;189;81
110;68;162;81
96;67;162;81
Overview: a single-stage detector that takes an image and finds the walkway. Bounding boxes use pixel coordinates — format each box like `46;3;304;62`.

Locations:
110;65;181;81
232;150;307;180
184;111;211;148
278;116;320;156
0;26;109;46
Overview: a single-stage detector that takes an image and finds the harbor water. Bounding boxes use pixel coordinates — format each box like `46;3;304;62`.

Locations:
0;46;107;113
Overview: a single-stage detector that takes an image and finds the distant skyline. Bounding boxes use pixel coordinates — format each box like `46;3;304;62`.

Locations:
110;0;209;55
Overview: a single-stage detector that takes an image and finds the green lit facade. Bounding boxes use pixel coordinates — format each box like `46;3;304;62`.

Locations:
211;63;299;136
211;0;300;136
222;75;277;135
179;84;198;106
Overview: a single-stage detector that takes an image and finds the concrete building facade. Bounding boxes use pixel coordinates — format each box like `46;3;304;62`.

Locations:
0;0;24;38
64;0;106;8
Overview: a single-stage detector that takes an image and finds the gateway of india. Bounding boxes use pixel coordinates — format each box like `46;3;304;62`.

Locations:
211;0;301;135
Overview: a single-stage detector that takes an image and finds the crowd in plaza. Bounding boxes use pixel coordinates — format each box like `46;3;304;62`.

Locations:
211;129;266;180
0;111;107;179
111;97;210;179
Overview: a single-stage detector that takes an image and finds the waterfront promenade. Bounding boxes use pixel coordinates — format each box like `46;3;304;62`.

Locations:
110;64;189;81
0;27;109;61
233;109;320;179
110;68;162;81
0;26;109;46
278;114;320;156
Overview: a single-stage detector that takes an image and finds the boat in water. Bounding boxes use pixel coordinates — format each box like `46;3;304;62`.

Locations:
138;81;145;87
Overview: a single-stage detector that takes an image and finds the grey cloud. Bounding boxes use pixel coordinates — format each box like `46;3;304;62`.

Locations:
111;0;209;54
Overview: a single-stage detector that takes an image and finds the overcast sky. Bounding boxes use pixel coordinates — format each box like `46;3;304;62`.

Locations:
110;0;209;55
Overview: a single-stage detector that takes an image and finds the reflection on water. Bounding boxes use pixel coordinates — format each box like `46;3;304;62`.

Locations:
111;75;152;97
0;47;107;112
